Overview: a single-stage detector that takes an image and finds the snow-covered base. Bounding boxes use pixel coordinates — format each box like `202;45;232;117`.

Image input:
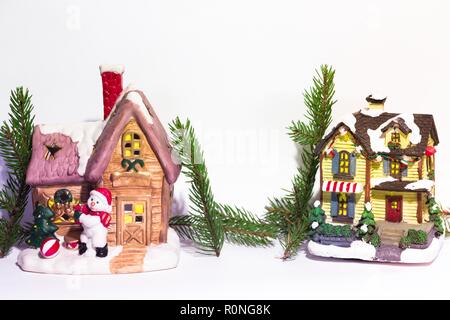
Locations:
308;240;376;261
400;235;444;263
17;228;180;275
308;236;444;264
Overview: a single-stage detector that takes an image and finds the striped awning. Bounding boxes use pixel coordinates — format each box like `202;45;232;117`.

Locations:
322;180;363;193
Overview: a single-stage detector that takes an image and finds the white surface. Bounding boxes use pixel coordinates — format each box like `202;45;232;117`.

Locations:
17;228;180;275
1;0;450;299
3;239;450;299
39;120;105;175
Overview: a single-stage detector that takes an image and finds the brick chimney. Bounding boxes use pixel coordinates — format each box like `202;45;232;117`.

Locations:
100;65;124;119
366;94;386;110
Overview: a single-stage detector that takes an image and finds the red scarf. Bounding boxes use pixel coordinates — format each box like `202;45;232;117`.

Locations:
74;204;111;228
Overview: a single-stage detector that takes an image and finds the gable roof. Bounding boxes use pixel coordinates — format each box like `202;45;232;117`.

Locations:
85;90;180;184
26;89;181;187
315;110;439;157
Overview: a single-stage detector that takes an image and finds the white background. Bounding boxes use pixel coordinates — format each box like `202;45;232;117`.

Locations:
1;0;450;300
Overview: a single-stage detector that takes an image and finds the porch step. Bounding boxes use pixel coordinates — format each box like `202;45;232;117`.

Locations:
380;229;405;246
109;245;147;274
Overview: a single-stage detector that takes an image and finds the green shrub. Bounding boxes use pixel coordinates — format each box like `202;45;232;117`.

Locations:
399;236;411;249
318;223;353;238
399;229;428;249
370;233;381;247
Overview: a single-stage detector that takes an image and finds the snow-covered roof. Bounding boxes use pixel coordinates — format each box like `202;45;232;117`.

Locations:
26;88;180;186
316;109;439;157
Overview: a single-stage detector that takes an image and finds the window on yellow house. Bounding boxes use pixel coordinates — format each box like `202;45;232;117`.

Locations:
122;131;141;158
391;132;401;144
339;151;350;174
390;160;401;177
338;193;348;216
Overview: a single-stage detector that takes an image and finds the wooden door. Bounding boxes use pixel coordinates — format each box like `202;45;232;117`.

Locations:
386;196;402;222
118;198;150;245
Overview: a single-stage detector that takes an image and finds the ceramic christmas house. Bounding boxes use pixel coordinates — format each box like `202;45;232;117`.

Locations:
18;65;181;274
307;95;444;263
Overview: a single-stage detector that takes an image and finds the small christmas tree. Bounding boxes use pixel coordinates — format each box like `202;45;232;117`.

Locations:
427;197;444;237
26;205;58;248
308;200;326;235
356;202;380;247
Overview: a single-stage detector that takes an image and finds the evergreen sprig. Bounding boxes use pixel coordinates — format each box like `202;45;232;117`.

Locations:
169;117;276;256
265;65;336;260
0;87;34;257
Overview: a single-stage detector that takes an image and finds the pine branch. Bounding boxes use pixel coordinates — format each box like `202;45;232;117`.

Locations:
0;87;34;258
169;117;276;256
169;118;224;256
265;65;336;260
218;204;276;247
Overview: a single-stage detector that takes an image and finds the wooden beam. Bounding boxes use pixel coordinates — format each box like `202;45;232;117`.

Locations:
417;192;423;224
418;158;423;180
365;159;371;203
319;153;324;203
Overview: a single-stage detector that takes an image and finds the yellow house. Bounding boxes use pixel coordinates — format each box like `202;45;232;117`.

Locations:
315;95;438;227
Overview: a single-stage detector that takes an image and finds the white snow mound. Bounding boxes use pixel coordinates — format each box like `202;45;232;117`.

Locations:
17;228;180;275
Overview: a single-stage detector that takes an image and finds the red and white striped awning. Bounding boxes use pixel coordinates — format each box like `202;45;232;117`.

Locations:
322;180;363;193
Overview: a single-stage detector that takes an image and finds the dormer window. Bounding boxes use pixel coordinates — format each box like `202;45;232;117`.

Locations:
122;131;141;158
391;132;401;144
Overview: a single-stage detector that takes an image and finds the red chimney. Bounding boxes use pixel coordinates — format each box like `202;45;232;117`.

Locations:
100;65;124;119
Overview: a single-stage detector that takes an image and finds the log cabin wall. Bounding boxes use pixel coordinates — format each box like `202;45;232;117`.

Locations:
31;183;92;238
100;118;165;246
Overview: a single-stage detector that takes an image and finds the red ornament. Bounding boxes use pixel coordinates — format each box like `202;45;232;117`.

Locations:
425;146;436;156
40;238;60;259
64;240;78;250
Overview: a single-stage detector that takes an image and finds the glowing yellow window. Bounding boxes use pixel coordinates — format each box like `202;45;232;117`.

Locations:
392;201;398;209
122;131;142;159
135;203;145;214
338;193;348;216
391;160;400;176
124;214;133;224
391;132;400;144
339;151;350;174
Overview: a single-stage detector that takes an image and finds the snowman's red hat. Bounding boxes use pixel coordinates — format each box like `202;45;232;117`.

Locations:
90;188;112;213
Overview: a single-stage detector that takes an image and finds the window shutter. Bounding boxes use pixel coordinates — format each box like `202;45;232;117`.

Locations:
330;193;338;217
349;153;357;177
332;150;340;175
402;164;408;177
383;159;390;175
347;193;356;218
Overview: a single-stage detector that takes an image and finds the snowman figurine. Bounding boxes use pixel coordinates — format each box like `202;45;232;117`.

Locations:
74;188;112;258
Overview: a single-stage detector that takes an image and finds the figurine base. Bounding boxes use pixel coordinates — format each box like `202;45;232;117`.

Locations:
307;235;444;264
17;228;180;274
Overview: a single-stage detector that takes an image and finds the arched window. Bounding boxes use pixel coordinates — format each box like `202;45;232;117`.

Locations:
339;151;350;174
122;131;141;158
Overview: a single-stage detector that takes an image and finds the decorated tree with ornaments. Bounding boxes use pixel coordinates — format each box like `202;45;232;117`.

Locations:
26;205;58;248
308;200;326;236
355;202;380;247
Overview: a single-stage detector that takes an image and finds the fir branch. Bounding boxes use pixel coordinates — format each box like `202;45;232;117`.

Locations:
218;204;276;247
265;65;336;260
169;117;276;256
0;87;34;258
169;118;224;256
